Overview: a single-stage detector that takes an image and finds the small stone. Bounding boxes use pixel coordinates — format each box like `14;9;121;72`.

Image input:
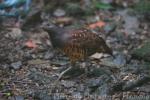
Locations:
65;3;84;16
132;41;150;62
15;96;24;100
34;91;52;100
8;28;22;39
61;80;75;88
44;51;54;59
87;78;101;87
100;0;113;4
50;60;69;66
113;54;126;66
28;59;49;65
2;64;9;69
88;68;106;77
72;92;82;99
104;23;116;33
11;61;22;69
53;9;66;17
96;84;109;95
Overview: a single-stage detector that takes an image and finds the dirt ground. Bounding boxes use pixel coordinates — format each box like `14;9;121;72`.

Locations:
0;0;150;100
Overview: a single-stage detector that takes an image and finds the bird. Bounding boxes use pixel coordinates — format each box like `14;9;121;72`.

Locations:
0;0;31;26
43;26;113;80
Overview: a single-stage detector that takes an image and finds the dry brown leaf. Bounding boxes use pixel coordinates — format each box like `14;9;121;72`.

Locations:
25;40;37;48
88;21;106;29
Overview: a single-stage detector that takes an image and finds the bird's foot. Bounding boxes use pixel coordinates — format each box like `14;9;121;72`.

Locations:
55;66;85;82
53;66;72;86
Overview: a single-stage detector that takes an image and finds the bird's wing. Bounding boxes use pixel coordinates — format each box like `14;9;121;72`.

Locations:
70;28;103;50
62;28;103;61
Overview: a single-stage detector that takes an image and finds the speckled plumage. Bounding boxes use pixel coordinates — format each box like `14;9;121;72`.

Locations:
44;26;112;63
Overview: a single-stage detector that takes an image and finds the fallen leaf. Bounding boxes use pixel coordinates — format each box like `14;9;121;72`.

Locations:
8;28;22;39
90;53;103;59
28;59;49;65
89;21;106;29
54;17;73;26
25;40;37;48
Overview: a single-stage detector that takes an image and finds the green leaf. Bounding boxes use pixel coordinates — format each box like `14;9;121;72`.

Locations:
134;0;150;13
6;92;11;96
95;2;113;10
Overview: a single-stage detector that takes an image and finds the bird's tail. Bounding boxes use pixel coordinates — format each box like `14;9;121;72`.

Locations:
98;38;113;56
104;43;113;55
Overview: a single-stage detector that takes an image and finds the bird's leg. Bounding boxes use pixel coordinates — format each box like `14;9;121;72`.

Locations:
57;66;72;81
52;62;73;92
56;60;75;81
54;64;72;86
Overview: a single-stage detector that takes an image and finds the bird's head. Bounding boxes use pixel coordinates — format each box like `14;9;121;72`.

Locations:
42;25;67;48
42;25;64;38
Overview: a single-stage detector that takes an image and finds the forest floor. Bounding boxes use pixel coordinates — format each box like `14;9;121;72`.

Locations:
0;0;150;100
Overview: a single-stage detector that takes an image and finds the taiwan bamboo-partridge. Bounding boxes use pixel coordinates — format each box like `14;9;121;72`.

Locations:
43;26;113;80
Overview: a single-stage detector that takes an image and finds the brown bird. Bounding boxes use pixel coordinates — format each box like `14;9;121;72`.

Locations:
43;26;113;80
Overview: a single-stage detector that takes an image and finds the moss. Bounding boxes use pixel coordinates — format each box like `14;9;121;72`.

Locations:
134;0;150;14
132;41;150;62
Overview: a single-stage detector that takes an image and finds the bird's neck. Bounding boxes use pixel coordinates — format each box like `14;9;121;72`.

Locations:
47;27;65;48
47;27;64;37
